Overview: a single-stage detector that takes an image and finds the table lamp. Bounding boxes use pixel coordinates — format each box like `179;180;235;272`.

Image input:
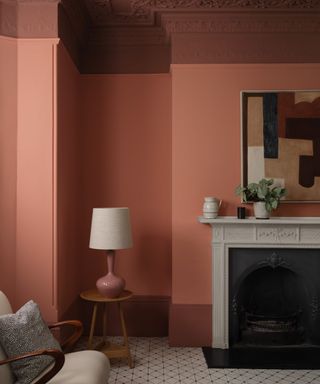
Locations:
89;207;133;298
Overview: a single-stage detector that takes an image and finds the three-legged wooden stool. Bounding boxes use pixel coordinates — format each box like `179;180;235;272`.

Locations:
80;289;134;368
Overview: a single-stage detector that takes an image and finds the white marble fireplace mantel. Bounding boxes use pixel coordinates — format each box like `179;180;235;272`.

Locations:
198;216;320;349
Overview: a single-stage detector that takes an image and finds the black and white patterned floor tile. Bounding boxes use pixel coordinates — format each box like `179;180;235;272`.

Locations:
79;337;320;384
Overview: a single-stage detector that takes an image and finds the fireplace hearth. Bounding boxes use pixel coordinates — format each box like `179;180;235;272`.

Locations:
202;345;320;369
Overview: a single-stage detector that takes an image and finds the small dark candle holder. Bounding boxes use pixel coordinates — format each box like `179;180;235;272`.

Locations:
237;207;246;219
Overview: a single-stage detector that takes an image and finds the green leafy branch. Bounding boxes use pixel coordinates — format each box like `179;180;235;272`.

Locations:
235;178;286;212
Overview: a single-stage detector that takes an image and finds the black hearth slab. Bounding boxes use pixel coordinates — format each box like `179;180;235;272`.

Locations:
202;347;320;369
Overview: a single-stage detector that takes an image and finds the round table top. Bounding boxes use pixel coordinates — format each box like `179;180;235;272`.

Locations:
80;289;133;303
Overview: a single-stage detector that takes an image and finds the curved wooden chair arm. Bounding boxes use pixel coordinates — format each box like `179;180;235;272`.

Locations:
49;320;83;352
0;349;64;384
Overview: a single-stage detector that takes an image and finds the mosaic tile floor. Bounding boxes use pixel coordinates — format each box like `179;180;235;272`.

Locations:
79;337;320;383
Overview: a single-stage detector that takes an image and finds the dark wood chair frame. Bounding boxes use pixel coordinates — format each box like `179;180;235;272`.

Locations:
0;320;83;384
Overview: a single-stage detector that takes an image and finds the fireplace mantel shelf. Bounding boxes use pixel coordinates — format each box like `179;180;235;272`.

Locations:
198;216;320;225
198;215;320;349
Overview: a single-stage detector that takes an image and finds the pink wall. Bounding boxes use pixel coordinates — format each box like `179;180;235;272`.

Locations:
3;36;320;343
0;37;17;304
78;75;172;297
172;64;320;308
15;39;59;320
57;42;81;319
0;38;172;325
0;37;59;320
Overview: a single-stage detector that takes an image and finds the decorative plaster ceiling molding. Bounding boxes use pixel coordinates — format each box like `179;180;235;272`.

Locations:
1;0;58;3
164;10;320;65
80;1;320;72
172;32;320;64
81;7;320;52
3;0;320;73
83;0;320;27
161;12;320;35
83;0;152;26
129;0;320;8
0;0;59;37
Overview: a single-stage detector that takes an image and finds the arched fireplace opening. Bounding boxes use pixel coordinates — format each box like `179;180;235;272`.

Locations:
229;248;320;348
235;265;305;345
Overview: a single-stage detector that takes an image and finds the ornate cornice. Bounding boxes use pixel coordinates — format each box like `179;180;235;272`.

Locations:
130;0;320;8
162;13;320;34
0;0;60;38
2;0;320;73
83;0;320;26
172;32;320;64
1;0;58;3
166;11;320;65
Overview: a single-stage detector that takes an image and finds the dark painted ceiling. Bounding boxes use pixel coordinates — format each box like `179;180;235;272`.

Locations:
59;0;320;73
1;0;320;73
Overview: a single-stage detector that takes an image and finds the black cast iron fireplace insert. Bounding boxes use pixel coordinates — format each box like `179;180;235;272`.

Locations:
203;248;320;369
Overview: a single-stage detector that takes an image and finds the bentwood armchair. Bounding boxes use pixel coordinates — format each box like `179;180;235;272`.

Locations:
0;291;110;384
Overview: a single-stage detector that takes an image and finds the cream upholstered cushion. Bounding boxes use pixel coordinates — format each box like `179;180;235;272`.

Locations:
46;350;110;384
0;291;111;384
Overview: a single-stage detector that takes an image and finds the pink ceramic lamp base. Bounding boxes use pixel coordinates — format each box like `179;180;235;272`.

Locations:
96;273;125;298
96;250;125;298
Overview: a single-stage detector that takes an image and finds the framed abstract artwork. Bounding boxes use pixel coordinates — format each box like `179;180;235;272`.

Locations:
241;91;320;202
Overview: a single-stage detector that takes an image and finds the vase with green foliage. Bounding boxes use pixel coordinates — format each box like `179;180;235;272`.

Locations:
235;178;286;218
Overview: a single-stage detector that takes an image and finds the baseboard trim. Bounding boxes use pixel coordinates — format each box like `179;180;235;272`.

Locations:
169;303;212;347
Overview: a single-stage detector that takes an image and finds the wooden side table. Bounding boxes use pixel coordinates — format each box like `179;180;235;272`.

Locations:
80;289;134;368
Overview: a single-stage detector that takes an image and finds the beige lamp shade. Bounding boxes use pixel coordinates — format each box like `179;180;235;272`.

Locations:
89;207;133;250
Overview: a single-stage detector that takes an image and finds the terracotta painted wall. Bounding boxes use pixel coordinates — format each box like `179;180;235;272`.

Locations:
3;37;320;343
171;63;320;344
0;37;57;320
78;75;172;298
0;39;172;327
15;38;59;320
0;37;59;320
57;42;81;319
0;37;17;304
